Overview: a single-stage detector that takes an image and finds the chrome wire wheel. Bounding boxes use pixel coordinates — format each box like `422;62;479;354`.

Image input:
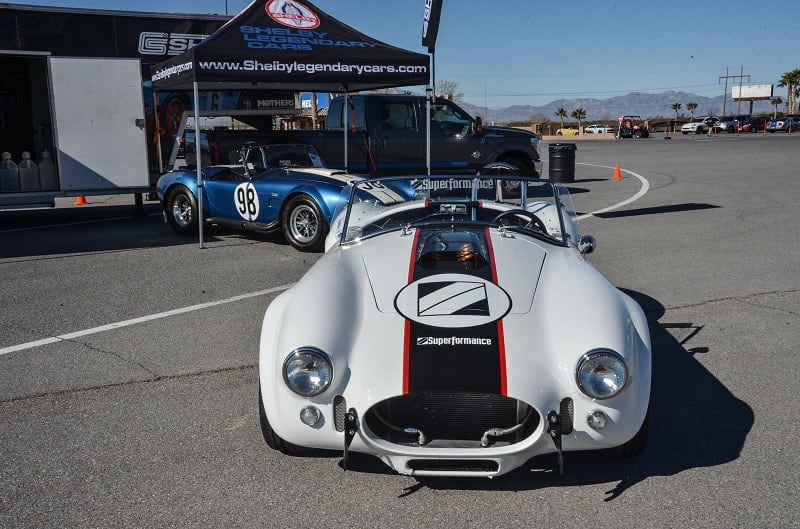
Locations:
289;203;318;244
171;193;194;229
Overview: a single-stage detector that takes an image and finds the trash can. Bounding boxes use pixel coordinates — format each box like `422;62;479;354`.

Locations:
548;143;577;183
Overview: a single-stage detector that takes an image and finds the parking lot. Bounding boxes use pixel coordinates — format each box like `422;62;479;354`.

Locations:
1;132;799;528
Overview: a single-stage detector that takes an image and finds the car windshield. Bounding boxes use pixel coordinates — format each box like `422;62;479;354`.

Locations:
331;175;577;247
240;144;326;175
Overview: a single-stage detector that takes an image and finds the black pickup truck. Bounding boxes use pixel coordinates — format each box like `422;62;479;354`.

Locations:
209;94;542;176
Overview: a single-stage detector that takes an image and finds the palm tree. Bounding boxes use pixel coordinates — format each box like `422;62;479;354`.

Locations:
555;108;567;130
771;97;783;119
778;69;800;115
687;102;698;120
571;108;587;134
670;102;682;132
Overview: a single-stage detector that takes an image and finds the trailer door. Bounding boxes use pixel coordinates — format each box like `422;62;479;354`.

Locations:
49;57;148;191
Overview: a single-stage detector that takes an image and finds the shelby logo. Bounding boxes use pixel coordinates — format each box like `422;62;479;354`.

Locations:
417;336;493;346
138;32;208;56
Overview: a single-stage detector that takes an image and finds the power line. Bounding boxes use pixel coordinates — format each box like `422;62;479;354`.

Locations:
719;67;750;116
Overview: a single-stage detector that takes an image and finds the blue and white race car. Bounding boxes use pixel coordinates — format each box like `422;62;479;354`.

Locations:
157;144;364;252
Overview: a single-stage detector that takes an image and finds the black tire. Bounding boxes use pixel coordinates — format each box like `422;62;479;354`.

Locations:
258;386;312;456
281;194;328;252
165;185;198;235
682;131;688;135
608;410;649;457
496;154;536;198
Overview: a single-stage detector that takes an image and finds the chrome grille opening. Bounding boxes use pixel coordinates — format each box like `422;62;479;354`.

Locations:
364;391;539;447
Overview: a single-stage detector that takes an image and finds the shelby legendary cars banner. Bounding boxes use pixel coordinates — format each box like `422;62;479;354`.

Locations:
151;0;430;92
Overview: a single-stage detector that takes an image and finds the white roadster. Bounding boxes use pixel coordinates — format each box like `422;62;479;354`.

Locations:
258;174;651;478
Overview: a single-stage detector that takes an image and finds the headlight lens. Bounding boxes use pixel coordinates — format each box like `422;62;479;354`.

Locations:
576;350;628;399
283;348;333;397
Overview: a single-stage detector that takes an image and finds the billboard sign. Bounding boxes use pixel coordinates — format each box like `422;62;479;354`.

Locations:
732;84;773;101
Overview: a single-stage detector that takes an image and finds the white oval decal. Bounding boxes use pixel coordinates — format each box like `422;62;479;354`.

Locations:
394;273;511;328
266;0;321;30
234;182;260;221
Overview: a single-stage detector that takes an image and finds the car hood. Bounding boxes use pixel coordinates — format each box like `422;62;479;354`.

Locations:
361;228;546;317
263;225;637;404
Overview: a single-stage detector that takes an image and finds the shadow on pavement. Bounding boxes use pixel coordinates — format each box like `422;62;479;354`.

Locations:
0;203;288;259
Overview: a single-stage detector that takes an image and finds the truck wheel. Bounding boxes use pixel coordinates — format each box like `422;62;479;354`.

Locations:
496;154;535;197
281;194;328;252
166;186;198;235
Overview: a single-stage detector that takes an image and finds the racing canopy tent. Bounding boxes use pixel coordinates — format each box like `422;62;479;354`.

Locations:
150;0;430;248
150;0;430;91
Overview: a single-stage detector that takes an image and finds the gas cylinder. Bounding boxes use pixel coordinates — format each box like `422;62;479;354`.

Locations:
0;152;20;192
38;151;59;191
19;151;40;192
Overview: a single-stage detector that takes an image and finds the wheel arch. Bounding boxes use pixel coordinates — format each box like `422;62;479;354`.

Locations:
496;150;536;172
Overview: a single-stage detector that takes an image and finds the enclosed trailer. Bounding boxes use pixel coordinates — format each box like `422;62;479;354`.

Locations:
0;3;229;209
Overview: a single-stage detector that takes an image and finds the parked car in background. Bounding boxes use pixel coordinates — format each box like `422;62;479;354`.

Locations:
713;115;748;133
584;124;613;134
556;127;580;136
680;119;709;135
767;115;800;133
158;143;356;252
737;116;767;133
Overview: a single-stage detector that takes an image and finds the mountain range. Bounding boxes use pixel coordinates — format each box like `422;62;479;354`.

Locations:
456;90;777;125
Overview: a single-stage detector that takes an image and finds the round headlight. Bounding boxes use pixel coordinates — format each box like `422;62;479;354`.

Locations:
576;350;628;400
283;348;333;397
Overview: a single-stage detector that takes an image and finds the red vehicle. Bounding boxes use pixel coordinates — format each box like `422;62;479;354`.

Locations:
737;116;767;133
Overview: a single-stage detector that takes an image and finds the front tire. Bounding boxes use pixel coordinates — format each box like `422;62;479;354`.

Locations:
166;186;198;235
259;386;312;456
281;194;328;252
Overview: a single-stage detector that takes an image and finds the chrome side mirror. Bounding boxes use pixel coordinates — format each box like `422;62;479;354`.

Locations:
578;235;597;255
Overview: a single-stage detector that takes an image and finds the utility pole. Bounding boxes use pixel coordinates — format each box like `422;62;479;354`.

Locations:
719;66;750;116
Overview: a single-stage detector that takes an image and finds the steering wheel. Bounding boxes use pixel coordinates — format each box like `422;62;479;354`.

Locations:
492;209;547;232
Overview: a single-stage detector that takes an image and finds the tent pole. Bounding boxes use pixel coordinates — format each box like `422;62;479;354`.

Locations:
427;51;435;175
194;81;204;249
343;85;349;173
426;85;432;176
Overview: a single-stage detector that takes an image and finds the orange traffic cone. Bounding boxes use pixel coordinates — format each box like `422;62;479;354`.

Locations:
74;195;88;205
612;164;623;181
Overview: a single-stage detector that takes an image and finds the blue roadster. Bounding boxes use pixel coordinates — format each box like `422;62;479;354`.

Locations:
157;144;364;252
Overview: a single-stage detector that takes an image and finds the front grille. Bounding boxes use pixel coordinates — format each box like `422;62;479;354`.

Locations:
364;391;539;446
407;459;499;472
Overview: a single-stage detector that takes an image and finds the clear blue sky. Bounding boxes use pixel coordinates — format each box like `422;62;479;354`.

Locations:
10;0;798;108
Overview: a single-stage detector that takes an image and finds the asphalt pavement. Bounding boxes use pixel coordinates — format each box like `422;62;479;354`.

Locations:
1;131;798;528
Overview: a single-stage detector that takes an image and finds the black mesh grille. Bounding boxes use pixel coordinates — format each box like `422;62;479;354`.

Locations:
407;459;499;472
364;391;539;445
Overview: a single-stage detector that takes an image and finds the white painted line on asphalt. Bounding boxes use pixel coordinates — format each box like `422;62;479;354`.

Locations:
0;283;294;356
574;163;650;221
